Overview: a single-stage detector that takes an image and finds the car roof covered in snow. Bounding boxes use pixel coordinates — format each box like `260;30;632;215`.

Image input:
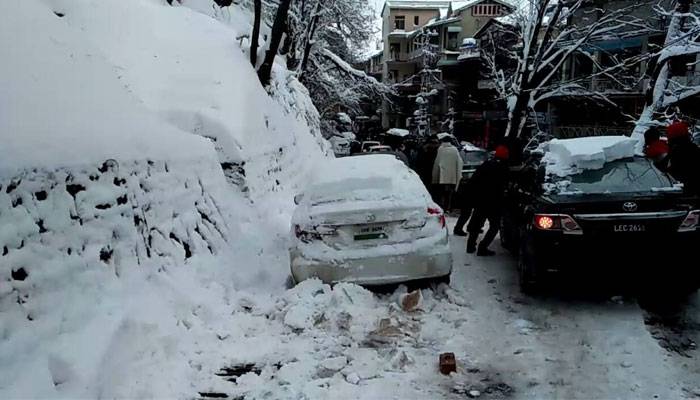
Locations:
540;135;639;177
301;155;428;204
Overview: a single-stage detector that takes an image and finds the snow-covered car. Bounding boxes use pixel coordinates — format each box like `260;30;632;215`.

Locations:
368;145;393;153
329;136;352;157
460;142;488;180
501;136;700;294
290;155;453;286
361;141;381;152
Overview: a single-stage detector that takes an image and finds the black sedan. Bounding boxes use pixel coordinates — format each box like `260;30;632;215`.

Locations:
501;155;700;294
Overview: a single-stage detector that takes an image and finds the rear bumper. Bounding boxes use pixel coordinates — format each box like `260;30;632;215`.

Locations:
290;243;453;286
526;230;700;274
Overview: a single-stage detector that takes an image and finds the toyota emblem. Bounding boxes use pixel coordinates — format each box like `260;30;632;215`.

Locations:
366;214;377;222
622;202;638;212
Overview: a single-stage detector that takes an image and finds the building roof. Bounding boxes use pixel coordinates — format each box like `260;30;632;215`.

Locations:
381;1;452;18
452;0;516;14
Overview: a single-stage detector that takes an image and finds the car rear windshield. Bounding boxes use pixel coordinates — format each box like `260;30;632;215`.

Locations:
464;150;488;165
557;158;677;194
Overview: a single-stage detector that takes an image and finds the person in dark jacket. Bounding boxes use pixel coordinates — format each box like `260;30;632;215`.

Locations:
453;177;473;236
662;121;700;195
466;145;510;256
415;135;441;195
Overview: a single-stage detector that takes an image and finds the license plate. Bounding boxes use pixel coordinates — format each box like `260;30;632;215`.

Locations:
354;225;388;241
613;224;646;233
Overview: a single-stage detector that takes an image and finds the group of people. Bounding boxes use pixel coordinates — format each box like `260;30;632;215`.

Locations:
410;133;512;257
644;120;700;195
399;120;699;257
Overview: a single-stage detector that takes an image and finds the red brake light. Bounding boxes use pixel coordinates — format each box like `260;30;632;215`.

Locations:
428;206;446;228
428;206;442;215
534;214;582;234
535;215;555;230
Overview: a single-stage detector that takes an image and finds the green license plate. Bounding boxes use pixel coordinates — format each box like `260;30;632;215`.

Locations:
354;232;388;241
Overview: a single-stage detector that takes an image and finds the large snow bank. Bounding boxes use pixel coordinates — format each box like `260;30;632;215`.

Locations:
542;136;638;177
0;0;214;175
0;0;328;398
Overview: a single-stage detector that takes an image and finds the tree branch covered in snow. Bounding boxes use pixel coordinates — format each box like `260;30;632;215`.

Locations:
484;0;664;138
634;0;700;136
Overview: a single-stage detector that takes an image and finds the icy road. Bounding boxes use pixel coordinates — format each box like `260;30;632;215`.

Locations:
198;219;700;400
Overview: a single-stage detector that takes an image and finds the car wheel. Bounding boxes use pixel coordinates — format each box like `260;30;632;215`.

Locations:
432;273;451;287
500;214;513;252
517;233;539;295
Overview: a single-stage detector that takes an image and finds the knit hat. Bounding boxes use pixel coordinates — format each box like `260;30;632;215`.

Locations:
495;145;510;160
645;140;669;159
667;121;690;140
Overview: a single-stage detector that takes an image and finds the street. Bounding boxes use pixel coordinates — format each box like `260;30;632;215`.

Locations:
194;218;700;400
442;218;700;399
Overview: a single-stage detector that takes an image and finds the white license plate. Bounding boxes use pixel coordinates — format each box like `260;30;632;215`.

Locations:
613;224;646;233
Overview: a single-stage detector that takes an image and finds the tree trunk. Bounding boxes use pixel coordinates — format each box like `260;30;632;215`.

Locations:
250;0;262;67
298;1;323;80
257;0;292;87
633;0;693;137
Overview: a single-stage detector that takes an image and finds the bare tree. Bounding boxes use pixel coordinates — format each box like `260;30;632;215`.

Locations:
634;0;699;136
250;0;262;67
485;0;660;139
258;0;292;87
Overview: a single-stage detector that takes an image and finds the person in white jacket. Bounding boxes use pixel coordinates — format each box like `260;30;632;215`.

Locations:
432;134;463;211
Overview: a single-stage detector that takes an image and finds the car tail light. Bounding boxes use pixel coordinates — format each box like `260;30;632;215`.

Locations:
678;210;700;232
534;214;582;235
428;206;446;228
294;224;337;242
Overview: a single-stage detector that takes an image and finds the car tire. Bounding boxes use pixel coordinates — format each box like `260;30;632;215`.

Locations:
517;232;539;295
432;273;451;287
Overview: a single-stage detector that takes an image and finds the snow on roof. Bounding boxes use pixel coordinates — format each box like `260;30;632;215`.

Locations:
0;0;214;174
541;136;639;177
452;0;515;13
387;128;411;137
303;155;425;203
382;0;451;18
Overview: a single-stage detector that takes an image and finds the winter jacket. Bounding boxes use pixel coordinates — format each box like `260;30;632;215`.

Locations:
415;144;439;185
667;141;700;195
468;158;509;210
432;143;464;187
395;150;410;166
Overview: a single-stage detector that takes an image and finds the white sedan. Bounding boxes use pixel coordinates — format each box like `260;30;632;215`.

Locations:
290;155;452;286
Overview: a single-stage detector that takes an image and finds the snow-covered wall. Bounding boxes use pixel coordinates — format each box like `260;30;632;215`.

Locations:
0;0;327;397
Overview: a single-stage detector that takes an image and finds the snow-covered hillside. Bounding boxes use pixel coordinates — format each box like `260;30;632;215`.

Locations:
0;0;327;397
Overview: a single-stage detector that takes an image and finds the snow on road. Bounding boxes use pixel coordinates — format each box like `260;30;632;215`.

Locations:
191;219;700;400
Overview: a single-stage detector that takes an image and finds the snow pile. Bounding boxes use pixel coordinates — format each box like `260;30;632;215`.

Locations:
387;128;411;137
301;155;429;205
0;0;328;398
542;136;639;177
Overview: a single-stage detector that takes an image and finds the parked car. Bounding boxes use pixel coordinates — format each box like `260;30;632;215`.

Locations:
290;155;452;286
361;141;381;152
460;142;489;181
501;152;700;294
368;145;393;153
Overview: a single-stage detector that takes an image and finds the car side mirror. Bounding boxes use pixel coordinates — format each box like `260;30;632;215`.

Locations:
294;194;304;205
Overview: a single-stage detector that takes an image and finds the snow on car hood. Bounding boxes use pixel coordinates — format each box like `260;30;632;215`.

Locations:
541;136;639;177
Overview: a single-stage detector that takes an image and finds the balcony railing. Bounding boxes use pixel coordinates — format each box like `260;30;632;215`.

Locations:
557;126;631;139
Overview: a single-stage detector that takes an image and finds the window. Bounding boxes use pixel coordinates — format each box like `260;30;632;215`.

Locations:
390;43;401;60
414;16;420;26
472;2;501;17
394;16;405;30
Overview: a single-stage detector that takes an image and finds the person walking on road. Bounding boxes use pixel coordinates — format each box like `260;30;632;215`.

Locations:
395;143;410;166
432;134;464;211
466;145;510;256
415;135;440;187
453;175;473;236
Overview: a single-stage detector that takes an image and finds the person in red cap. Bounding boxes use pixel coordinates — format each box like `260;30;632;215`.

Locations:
662;121;700;194
643;126;669;163
466;144;511;256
